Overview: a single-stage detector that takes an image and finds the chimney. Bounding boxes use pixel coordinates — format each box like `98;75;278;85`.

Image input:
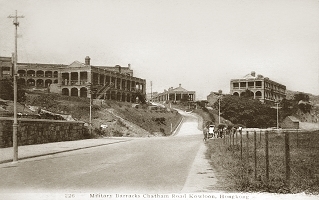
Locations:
251;71;256;77
179;84;181;87
85;56;90;65
128;63;131;69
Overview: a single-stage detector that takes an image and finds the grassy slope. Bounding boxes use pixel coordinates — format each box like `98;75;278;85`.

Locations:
24;91;182;137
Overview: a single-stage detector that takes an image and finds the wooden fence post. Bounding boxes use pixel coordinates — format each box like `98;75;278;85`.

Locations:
254;130;257;180
233;130;235;146
285;132;291;190
236;130;238;145
240;129;243;160
246;131;249;178
296;129;299;148
246;131;249;160
265;130;269;186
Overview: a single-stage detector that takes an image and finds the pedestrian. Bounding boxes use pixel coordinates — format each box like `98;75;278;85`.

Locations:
209;125;215;138
203;126;208;141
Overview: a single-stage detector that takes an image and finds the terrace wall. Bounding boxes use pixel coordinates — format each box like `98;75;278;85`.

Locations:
0;117;88;148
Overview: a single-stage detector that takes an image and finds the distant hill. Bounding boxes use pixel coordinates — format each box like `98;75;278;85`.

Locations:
286;90;319;105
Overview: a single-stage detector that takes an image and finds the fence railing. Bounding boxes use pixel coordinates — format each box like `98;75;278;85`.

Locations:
216;129;319;193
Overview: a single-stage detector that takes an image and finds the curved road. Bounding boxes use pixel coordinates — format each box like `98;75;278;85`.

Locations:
0;110;217;194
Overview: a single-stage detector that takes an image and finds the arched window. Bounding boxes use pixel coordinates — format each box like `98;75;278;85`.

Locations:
233;92;239;96
256;91;262;99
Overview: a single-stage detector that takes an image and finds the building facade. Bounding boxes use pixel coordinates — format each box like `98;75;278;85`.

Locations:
152;84;196;102
230;71;286;103
1;55;146;102
0;56;13;79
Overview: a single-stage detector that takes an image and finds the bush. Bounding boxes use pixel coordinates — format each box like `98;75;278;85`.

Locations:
0;78;26;103
83;127;92;139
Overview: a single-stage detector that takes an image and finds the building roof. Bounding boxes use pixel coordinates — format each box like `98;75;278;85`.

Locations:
286;116;300;122
207;91;224;97
243;73;257;79
171;84;188;92
68;61;86;68
154;84;195;97
231;71;286;88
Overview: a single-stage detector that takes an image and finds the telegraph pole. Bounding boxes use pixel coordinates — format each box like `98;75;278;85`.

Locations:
218;97;221;124
218;90;222;124
150;81;152;102
87;83;92;135
8;10;24;162
275;102;280;130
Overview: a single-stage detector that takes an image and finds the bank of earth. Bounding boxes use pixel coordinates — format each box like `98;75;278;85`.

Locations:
7;91;183;138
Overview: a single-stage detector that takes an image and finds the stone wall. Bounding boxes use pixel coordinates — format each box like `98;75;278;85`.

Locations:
0;117;89;148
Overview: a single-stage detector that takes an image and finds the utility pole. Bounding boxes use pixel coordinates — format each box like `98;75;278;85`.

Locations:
150;81;152;102
87;83;92;135
90;93;92;135
218;90;222;124
8;10;24;162
218;97;220;124
275;102;280;130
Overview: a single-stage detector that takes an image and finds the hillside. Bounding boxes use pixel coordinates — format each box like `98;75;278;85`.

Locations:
1;91;182;137
285;90;319;124
286;90;319;105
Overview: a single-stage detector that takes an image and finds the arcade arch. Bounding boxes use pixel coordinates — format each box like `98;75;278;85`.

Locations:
80;87;87;97
71;88;78;96
62;88;69;96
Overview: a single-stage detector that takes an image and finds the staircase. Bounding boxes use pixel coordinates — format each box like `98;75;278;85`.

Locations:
136;92;146;104
95;82;114;99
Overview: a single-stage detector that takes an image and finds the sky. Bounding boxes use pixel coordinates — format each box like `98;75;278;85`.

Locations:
0;0;319;100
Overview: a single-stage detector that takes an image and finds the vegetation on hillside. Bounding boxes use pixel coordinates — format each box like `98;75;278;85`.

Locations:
202;91;315;128
21;91;182;137
280;92;312;119
196;108;216;127
0;78;26;103
107;103;182;136
26;92;94;121
212;94;276;128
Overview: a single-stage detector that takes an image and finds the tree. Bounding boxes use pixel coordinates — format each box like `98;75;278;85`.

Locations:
298;101;312;113
0;78;25;103
293;92;309;102
241;89;254;99
213;95;276;128
197;100;208;108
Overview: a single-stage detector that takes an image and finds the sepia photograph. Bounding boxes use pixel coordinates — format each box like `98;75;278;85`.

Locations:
0;0;318;199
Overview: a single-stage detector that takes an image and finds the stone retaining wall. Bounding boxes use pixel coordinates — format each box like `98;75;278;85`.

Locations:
0;117;89;148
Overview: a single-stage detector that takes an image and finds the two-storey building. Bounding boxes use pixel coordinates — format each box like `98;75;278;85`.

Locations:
1;55;146;103
230;71;286;103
